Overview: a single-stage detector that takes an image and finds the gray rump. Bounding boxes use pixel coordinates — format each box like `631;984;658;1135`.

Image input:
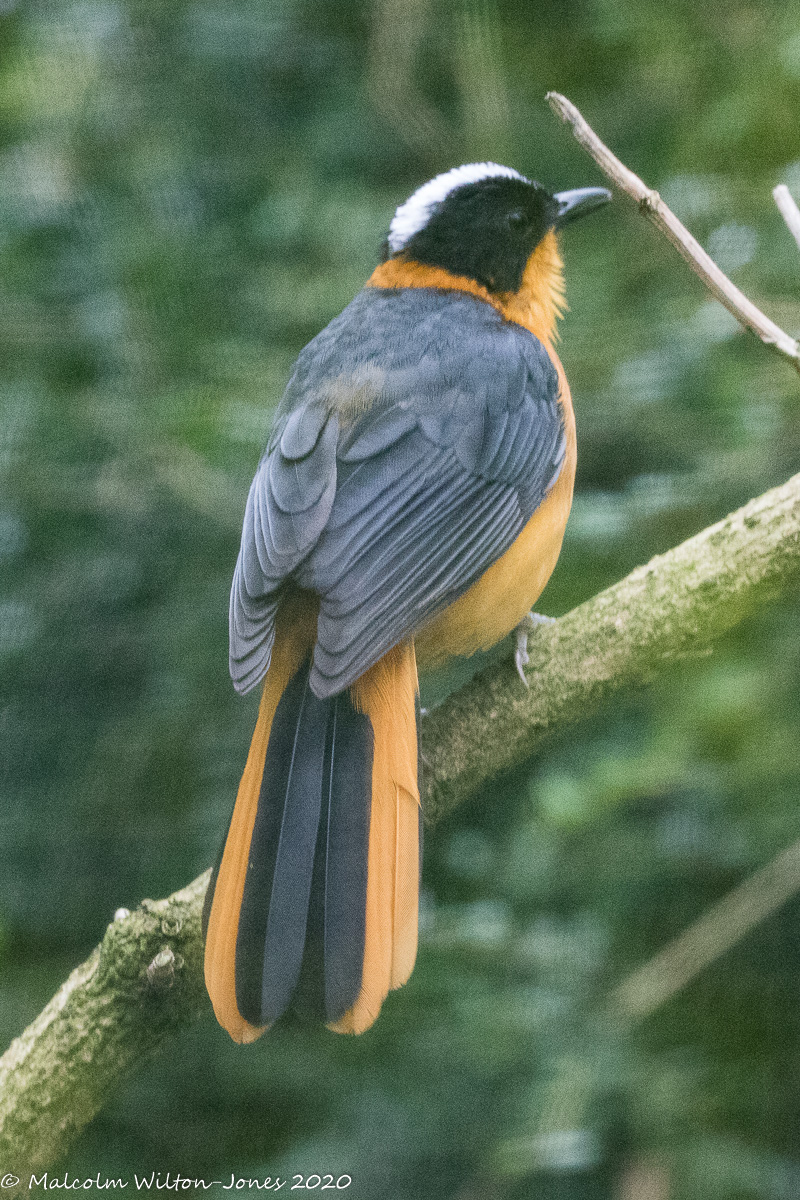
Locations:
230;286;565;697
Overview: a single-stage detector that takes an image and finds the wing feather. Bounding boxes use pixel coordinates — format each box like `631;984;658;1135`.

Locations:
229;287;565;698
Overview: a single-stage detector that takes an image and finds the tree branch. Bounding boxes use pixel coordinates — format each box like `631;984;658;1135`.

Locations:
546;91;800;372
774;183;800;253
0;877;209;1192
5;471;800;1177
609;832;800;1023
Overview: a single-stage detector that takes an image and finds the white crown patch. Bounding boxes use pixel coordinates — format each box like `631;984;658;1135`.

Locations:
387;162;529;254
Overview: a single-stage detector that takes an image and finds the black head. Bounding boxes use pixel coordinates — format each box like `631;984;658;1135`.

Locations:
384;163;610;294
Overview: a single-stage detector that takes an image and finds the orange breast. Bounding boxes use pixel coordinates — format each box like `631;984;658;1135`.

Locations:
367;234;576;670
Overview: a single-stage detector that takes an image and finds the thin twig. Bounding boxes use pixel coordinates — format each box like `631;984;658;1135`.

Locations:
609;834;800;1023
546;91;800;372
523;829;800;1166
774;183;800;253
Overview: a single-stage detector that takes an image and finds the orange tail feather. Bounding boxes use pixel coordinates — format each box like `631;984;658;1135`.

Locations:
329;642;420;1035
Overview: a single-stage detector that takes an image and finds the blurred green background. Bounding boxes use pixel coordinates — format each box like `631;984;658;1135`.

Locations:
2;0;800;1196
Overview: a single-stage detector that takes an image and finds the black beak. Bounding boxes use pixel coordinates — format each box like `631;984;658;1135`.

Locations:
553;186;612;227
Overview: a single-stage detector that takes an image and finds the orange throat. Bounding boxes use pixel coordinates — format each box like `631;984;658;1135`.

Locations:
366;229;567;347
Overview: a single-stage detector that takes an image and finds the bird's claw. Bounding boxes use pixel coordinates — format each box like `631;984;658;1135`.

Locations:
514;611;556;688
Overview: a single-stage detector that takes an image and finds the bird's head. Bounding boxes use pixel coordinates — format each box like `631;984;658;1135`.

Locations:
384;162;610;293
377;163;610;344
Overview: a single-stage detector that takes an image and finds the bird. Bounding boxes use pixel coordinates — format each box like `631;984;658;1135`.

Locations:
203;162;610;1043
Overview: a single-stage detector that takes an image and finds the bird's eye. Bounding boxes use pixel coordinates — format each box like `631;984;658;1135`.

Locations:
506;210;528;231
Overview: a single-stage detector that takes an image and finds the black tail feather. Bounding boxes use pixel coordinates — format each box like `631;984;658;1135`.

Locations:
232;661;374;1027
235;663;323;1024
322;695;373;1020
257;673;330;1023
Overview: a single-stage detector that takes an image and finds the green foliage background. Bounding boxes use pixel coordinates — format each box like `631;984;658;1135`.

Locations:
2;1;800;1196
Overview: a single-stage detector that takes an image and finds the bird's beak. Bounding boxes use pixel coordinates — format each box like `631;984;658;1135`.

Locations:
553;186;612;227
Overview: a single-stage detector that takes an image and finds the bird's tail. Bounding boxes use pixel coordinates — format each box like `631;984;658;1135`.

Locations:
203;601;421;1043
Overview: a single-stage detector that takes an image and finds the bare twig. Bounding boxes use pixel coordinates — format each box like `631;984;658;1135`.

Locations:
516;831;800;1170
609;833;800;1024
546;91;800;371
774;183;800;253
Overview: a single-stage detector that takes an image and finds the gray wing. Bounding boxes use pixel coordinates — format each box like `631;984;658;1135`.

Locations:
228;402;339;693
230;287;565;697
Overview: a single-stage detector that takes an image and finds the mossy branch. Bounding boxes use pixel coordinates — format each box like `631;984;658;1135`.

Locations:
3;471;800;1179
0;877;210;1192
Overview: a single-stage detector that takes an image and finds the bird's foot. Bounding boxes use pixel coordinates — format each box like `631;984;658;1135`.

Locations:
514;611;556;688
